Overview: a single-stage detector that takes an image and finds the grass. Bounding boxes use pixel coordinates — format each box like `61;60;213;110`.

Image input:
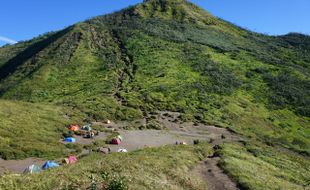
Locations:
224;91;310;155
219;142;310;190
0;0;309;189
0;100;86;159
0;143;212;190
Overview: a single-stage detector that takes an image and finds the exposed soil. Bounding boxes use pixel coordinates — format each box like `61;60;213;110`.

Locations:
0;158;45;175
192;157;239;190
73;132;108;145
157;111;241;190
0;111;242;190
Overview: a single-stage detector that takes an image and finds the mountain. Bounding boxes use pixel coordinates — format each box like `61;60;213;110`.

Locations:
0;0;309;189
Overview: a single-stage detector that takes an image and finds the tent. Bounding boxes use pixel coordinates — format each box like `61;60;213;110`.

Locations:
104;119;111;124
117;148;128;153
63;158;69;164
23;165;42;174
98;147;111;154
64;156;78;164
117;135;123;141
64;137;76;143
82;124;92;131
42;161;59;170
111;138;121;145
68;156;78;164
69;125;79;131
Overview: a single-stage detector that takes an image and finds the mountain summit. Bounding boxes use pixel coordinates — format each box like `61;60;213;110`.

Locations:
0;1;309;189
0;0;309;158
0;0;309;119
134;0;218;25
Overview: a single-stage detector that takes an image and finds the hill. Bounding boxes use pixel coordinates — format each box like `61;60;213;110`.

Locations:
0;0;309;189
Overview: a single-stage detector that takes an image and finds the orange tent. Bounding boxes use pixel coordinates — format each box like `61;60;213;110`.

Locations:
69;124;79;131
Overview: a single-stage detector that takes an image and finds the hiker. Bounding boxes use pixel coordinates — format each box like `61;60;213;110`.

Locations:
91;131;95;138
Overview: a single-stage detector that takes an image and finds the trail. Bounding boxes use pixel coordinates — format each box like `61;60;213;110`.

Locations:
192;157;239;190
156;111;241;190
0;111;242;190
190;131;240;190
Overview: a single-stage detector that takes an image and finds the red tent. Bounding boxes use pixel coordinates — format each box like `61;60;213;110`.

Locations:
111;138;121;145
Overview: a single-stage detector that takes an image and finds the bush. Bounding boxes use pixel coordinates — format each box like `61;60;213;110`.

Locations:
101;172;129;190
263;71;310;117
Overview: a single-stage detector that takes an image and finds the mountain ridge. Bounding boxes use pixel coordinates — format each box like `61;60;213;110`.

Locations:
0;1;309;189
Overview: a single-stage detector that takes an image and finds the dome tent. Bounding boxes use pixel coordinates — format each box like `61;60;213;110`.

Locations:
42;161;59;170
63;156;78;164
68;156;78;164
111;138;121;145
98;147;111;154
23;164;42;174
64;137;76;143
117;148;128;153
82;124;92;131
104;119;111;124
69;124;79;131
117;135;123;141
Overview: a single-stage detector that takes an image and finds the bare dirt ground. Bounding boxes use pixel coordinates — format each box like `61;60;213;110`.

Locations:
0;111;242;190
191;157;239;190
0;158;45;175
73;132;108;145
157;111;241;190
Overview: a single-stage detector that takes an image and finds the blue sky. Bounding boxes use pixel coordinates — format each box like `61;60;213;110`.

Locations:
1;0;310;46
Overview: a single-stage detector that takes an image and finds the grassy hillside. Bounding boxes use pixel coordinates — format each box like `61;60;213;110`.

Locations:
0;0;309;189
0;144;211;190
0;100;85;159
220;142;310;190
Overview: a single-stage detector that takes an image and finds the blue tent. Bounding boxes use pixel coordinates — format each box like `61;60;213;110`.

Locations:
23;164;42;174
64;137;76;143
42;161;59;170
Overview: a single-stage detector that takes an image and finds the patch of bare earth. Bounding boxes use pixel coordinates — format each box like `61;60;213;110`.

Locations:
0;111;242;190
157;111;241;190
0;158;45;175
192;157;239;190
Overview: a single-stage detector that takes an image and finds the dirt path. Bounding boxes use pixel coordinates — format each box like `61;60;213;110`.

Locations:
192;157;239;190
156;111;241;190
0;111;242;190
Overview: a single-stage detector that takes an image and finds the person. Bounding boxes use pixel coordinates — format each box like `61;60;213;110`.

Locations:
90;131;95;138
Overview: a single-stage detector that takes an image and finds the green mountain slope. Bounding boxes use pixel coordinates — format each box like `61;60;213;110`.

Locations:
0;0;309;189
0;0;309;155
0;100;85;159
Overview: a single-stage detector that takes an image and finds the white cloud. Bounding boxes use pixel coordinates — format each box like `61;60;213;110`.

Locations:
0;36;17;44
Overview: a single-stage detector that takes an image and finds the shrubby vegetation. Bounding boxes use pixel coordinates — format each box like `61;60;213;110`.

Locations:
0;0;309;189
263;71;310;117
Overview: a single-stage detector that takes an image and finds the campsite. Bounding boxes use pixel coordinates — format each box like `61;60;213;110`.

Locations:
0;0;309;189
0;111;244;189
0;111;240;178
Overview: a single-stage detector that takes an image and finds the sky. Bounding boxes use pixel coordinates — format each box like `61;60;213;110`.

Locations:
1;0;310;46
